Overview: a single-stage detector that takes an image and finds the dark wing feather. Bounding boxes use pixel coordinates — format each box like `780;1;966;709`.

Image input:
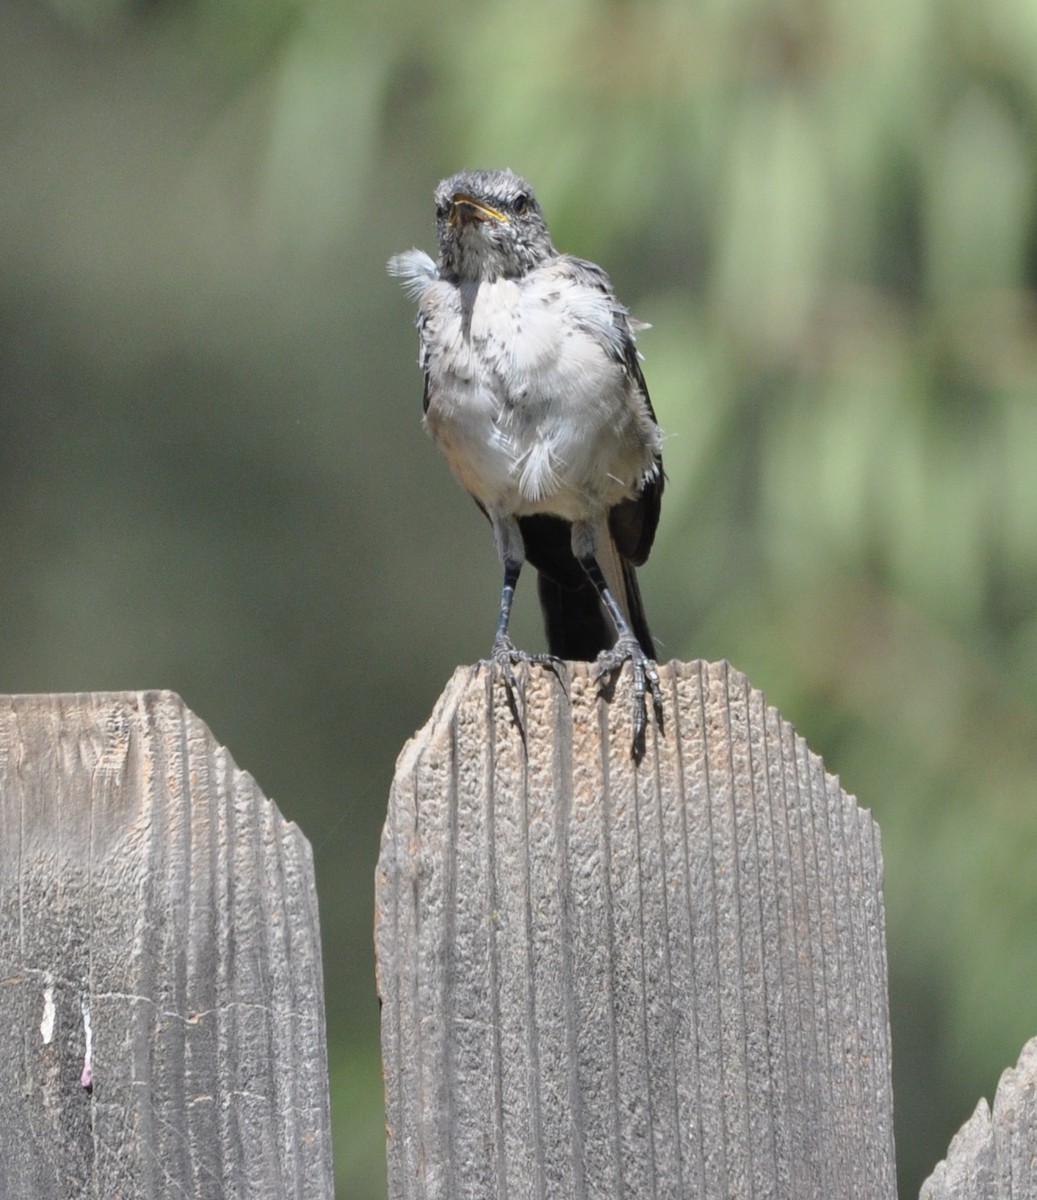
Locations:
608;361;664;567
417;310;433;414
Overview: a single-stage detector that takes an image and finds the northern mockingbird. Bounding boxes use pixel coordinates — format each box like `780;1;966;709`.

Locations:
389;168;664;755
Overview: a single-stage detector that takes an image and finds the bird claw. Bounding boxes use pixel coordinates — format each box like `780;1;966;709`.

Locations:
492;635;560;680
490;637;564;725
595;638;664;761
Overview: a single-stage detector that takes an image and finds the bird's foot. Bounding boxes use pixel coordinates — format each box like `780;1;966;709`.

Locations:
491;635;561;689
595;637;664;761
489;636;563;725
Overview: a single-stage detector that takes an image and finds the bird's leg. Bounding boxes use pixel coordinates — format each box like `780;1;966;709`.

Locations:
575;549;664;762
491;553;523;669
490;516;560;696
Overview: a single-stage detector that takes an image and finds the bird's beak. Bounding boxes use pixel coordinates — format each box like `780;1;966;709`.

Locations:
449;193;509;226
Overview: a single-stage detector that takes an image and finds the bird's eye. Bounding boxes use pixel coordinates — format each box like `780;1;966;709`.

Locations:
513;193;529;215
435;201;450;219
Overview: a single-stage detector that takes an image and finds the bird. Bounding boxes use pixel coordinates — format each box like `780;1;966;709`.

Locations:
388;168;664;757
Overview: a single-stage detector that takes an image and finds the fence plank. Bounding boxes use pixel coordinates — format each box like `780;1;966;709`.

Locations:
376;659;897;1199
920;1036;1037;1199
0;691;333;1200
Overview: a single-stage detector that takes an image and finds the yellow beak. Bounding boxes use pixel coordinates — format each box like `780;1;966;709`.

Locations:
449;193;509;225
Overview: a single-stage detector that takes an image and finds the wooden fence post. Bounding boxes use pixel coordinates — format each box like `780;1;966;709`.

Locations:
376;659;898;1198
920;1036;1037;1199
0;691;334;1200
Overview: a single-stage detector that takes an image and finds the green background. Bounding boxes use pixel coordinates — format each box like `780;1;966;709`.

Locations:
3;0;1037;1194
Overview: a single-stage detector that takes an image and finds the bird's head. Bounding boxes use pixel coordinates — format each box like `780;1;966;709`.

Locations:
433;169;555;283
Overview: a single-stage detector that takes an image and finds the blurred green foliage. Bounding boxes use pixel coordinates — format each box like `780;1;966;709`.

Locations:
3;0;1037;1194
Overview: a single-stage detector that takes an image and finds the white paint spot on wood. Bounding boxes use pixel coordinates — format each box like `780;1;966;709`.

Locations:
40;976;55;1044
80;992;93;1090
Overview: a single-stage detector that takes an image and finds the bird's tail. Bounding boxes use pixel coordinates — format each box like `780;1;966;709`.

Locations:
536;571;613;661
524;513;656;662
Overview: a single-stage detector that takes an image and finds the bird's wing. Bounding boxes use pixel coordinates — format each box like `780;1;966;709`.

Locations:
556;256;665;567
608;356;664;567
553;255;636;364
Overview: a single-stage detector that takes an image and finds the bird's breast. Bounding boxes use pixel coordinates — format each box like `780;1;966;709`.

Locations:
420;276;655;515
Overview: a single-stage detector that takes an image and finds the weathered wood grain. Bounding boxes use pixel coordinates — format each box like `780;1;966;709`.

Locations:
920;1036;1037;1199
0;691;333;1200
376;659;897;1199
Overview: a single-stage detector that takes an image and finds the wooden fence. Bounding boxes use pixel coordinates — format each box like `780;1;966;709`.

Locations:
0;691;333;1198
1;671;1034;1196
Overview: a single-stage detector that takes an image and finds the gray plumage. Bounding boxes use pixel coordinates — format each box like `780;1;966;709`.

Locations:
389;168;664;755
